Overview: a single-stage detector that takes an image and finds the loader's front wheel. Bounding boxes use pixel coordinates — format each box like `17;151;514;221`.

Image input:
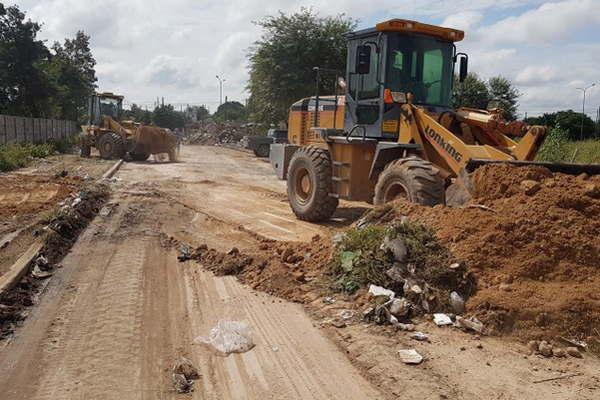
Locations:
97;133;125;160
374;157;445;206
287;146;338;222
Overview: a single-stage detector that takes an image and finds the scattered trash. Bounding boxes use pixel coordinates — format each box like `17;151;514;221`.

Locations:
331;233;346;246
389;297;411;318
339;310;355;320
99;203;116;217
395;323;415;331
31;265;53;279
172;373;192;393
397;349;423;364
271;346;279;352
411;331;429;341
177;245;191;262
433;313;453;326
362;306;375;320
368;284;395;299
559;336;587;351
538;340;553;357
454;315;485;334
323;296;336;304
380;236;407;262
331;319;347;328
194;320;255;356
449;291;465;314
173;357;200;380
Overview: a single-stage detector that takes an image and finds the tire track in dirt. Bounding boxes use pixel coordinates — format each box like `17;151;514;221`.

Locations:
33;238;147;400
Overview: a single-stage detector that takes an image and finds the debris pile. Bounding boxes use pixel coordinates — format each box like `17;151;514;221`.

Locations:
172;357;200;393
0;183;108;339
369;164;600;343
186;121;256;146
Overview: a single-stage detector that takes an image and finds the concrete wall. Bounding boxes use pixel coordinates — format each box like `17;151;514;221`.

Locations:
0;115;79;145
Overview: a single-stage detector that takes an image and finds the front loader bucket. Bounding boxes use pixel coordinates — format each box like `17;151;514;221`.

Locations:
465;159;600;176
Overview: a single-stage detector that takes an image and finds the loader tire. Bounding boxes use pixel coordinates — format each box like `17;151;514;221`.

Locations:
97;133;125;160
129;152;150;161
287;146;338;222
374;157;445;206
80;144;91;158
254;144;270;158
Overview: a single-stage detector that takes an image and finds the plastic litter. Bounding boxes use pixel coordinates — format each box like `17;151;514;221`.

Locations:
433;313;453;326
194;320;255;356
398;349;423;364
368;284;395;299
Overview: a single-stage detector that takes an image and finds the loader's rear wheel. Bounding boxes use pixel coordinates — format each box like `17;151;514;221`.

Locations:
97;133;125;160
129;152;150;161
374;157;445;206
287;146;338;222
254;144;270;158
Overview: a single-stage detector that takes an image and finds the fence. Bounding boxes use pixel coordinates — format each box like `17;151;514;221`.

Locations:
0;115;79;145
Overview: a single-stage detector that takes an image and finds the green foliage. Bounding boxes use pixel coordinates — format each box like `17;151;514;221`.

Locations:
536;129;600;163
526;109;596;140
247;9;355;124
187;105;210;121
536;127;570;162
122;103;153;124
453;73;520;120
453;73;489;110
0;5;96;120
0;140;66;172
330;225;389;293
488;76;520;121
153;104;185;129
213;101;247;123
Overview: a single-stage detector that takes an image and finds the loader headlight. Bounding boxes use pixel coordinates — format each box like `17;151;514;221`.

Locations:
391;91;407;103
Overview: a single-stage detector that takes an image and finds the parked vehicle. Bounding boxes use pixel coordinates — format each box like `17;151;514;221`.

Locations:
245;129;288;158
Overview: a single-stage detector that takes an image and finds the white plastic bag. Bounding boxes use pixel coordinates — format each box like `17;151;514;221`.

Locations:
194;320;255;356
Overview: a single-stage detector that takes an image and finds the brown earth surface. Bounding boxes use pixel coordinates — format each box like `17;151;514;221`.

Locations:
373;164;600;343
1;146;599;400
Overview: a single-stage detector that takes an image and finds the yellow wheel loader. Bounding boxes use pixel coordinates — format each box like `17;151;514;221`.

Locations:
81;92;177;161
269;19;600;222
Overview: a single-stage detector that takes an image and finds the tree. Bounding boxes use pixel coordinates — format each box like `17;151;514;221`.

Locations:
213;101;246;122
0;4;57;117
488;76;520;121
452;73;489;110
186;105;210;121
247;9;355;124
50;31;97;121
122;103;153;124
526;110;596;140
453;73;520;120
153;104;185;129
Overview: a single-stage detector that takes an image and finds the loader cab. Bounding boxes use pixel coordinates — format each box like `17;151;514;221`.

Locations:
88;92;124;125
345;19;465;139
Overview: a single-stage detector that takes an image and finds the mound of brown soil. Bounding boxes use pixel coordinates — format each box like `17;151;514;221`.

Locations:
379;164;600;341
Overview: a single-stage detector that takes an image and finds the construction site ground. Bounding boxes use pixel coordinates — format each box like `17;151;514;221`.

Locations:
0;145;598;399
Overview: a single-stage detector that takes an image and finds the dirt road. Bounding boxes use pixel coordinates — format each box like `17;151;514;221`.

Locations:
0;146;381;399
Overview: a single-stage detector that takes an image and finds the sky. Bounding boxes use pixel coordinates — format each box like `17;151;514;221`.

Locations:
10;0;600;118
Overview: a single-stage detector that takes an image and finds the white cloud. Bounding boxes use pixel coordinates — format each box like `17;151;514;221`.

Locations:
515;65;557;86
441;11;483;31
9;0;600;118
480;0;600;45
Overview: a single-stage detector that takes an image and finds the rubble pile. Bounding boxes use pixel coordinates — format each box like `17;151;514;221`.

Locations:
0;183;109;339
186;121;256;146
371;164;600;343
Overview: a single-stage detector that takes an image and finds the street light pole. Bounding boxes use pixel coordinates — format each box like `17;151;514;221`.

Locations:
576;83;595;140
216;75;226;106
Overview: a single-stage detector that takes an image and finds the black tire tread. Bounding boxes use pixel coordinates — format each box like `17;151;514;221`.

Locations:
374;157;445;206
287;145;338;221
98;132;125;160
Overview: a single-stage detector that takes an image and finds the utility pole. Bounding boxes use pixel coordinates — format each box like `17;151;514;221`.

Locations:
216;75;226;106
576;83;595;140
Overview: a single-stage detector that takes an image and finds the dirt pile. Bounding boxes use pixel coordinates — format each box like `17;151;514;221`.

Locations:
0;183;109;339
186;121;256;146
0;175;82;219
373;164;600;342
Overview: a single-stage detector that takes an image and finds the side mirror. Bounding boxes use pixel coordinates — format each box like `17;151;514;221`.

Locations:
356;45;371;75
459;55;468;82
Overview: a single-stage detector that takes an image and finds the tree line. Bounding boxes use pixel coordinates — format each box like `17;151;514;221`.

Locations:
245;9;598;140
0;3;96;121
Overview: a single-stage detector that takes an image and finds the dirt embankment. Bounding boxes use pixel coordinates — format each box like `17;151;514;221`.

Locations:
181;164;600;348
380;165;600;342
